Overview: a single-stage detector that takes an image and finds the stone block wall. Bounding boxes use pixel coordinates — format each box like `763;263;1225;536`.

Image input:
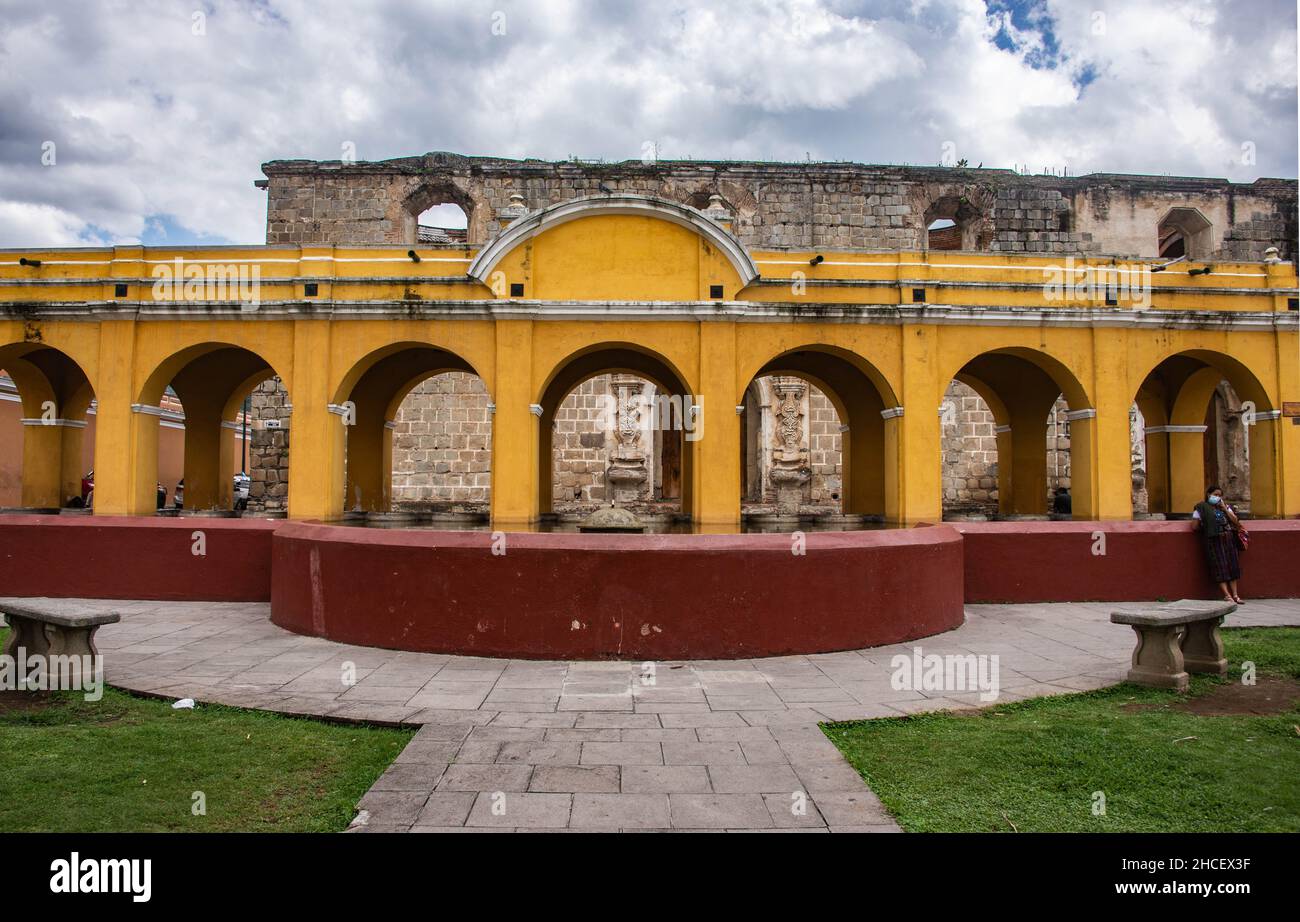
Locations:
390;373;492;506
245;377;291;514
550;377;618;506
261;152;1296;259
806;388;843;504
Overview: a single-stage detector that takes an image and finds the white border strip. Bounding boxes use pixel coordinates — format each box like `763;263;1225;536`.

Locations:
20;418;87;428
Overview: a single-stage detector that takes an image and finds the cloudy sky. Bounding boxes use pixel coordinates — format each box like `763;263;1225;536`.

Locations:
0;0;1294;246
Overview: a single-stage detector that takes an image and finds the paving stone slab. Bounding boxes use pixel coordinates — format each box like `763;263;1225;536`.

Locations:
529;765;621;794
436;764;534;792
580;741;664;765
414;792;477;827
620;765;712;794
707;764;803;794
466;792;572;828
571;794;671;828
668;794;774;829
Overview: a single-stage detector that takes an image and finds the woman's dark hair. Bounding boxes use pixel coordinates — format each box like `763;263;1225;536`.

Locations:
1205;484;1221;498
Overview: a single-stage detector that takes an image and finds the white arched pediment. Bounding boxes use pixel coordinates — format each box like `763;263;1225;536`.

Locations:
466;194;760;287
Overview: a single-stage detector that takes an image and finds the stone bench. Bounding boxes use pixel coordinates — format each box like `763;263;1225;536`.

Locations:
1110;599;1234;692
0;597;121;660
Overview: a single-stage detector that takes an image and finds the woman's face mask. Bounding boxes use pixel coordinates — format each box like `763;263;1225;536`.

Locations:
1209;495;1222;505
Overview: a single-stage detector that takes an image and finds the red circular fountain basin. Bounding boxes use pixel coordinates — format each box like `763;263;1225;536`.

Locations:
268;522;966;659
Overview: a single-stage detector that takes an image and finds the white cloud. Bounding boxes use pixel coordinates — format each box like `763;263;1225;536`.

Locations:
0;0;1292;246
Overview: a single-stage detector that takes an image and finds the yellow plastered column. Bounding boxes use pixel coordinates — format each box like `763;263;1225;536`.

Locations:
490;320;537;525
1089;328;1132;520
1067;413;1100;519
1276;326;1300;517
1168;431;1206;515
995;426;1014;515
1248;418;1280;517
1008;414;1049;514
179;401;223;511
59;424;86;506
344;415;389;513
20;422;62;507
286;319;343;520
91;319;152;516
1143;431;1170;514
897;324;941;524
694;321;740;527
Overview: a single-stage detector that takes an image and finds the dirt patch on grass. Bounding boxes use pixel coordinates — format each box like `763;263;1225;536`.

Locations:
1125;676;1300;717
0;690;54;716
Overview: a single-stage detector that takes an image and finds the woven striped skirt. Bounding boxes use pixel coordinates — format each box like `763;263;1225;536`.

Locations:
1203;531;1241;584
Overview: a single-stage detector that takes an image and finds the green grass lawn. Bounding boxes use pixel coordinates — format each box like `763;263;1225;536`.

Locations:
0;628;413;832
823;627;1300;833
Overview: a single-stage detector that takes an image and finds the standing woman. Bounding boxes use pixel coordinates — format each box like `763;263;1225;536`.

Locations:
1192;485;1244;604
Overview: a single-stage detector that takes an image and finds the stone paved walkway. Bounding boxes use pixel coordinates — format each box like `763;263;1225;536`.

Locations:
15;597;1298;832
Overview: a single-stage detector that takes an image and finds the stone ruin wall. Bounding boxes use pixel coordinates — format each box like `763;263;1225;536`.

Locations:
262;152;1297;261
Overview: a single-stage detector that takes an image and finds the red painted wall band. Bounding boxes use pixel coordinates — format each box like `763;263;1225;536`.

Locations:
0;515;276;602
955;520;1300;603
2;517;1297;658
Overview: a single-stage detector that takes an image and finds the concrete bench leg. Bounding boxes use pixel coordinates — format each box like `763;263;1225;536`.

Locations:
2;615;104;659
1126;624;1189;692
1181;616;1228;676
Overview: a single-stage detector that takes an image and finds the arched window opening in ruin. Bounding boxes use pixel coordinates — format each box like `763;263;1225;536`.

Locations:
927;219;961;251
740;375;845;516
388;371;492;517
1157;207;1212;260
416;203;468;244
548;374;683;518
0;347;97;512
404;181;475;246
923;195;984;251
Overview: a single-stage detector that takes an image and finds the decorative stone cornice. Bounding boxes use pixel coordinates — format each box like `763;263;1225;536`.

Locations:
8;300;1297;333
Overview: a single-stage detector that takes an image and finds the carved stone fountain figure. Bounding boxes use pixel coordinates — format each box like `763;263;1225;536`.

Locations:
605;375;649;503
768;377;811;514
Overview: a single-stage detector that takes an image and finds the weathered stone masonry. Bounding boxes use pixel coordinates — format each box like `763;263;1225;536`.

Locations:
261;152;1297;260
